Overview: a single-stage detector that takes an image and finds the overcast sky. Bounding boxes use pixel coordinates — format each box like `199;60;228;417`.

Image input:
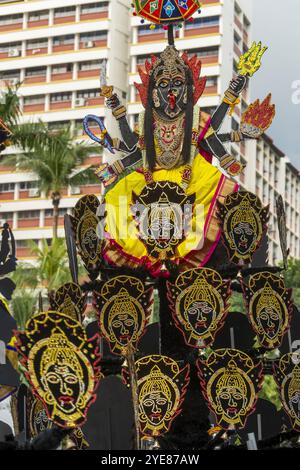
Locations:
251;0;300;167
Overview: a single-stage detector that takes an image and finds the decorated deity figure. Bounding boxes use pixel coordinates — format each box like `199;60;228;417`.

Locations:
217;191;269;265
123;355;189;438
83;22;275;275
198;349;263;429
16;311;101;428
274;353;300;432
242;272;293;349
167;268;231;348
94;276;153;355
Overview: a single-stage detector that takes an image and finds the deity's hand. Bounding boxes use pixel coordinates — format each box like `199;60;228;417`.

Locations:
229;76;247;96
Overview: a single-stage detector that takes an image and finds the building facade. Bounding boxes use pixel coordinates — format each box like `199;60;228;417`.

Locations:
0;0;299;264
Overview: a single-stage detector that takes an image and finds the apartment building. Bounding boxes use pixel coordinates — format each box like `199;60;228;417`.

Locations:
0;0;129;259
0;0;299;264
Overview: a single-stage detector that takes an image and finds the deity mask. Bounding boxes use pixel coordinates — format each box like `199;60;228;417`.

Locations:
123;355;189;438
274;353;300;432
16;311;101;428
167;268;231;348
217;191;269;265
198;349;263;430
132;181;195;262
49;283;87;323
151;46;188;119
94;276;153;355
242;272;292;349
70;195;105;277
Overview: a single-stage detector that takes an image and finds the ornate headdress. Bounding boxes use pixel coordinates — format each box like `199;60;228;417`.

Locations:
198;349;263;430
242;272;293;349
168;268;231;348
135;47;206;107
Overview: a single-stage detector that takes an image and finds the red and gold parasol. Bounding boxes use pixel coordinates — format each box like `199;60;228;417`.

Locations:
133;0;201;25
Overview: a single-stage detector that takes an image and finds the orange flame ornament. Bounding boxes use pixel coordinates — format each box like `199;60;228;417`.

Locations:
240;94;275;139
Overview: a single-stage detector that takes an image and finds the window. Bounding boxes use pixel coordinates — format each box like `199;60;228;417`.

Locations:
0;70;20;81
48;121;69;130
20;181;38;190
0;14;22;25
0;183;14;192
206;76;218;87
27;39;48;50
45;208;68;217
234;31;241;46
16;239;39;248
77;89;99;99
24;95;45;105
136;53;159;65
81;2;109;14
79;60;101;71
53;35;74;46
25;67;47;77
187;47;219;58
28;10;49;22
0;42;21;53
52;64;72;74
18;210;40;219
80;31;107;42
50;92;72;103
185;16;219;30
0;212;13;220
54;6;76;18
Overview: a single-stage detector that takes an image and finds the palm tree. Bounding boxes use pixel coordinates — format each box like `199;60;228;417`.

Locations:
1;85;101;238
12;238;75;291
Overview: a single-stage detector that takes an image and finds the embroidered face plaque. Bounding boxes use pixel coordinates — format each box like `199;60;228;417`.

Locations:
70;195;105;277
274;353;300;432
217;191;269;265
167;268;231;348
242;272;292;349
94;276;153;355
132;181;195;261
15;311;101;428
197;349;263;430
49;283;87;323
124;355;189;437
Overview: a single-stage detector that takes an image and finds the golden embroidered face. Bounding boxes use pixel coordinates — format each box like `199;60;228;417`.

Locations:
168;269;231;349
217;192;269;265
244;273;292;349
128;355;189;438
198;350;263;430
16;311;100;429
94;276;153;356
28;331;94;427
132;182;195;261
274;353;300;432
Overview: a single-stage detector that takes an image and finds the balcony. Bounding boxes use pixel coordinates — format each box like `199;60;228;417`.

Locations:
23;102;45;113
184;25;220;38
78;68;100;79
18;217;40;228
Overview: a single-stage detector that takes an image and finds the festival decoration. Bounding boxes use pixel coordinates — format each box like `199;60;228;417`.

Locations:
93;276;153;355
276;195;289;270
197;349;263;430
49;282;87;323
242;272;293;349
167;268;231;348
123;355;189;438
217;191;269;265
70;195;105;279
0;223;19;402
274;353;300;432
237;41;267;77
132;0;201;25
15;310;101;428
240;94;275;139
